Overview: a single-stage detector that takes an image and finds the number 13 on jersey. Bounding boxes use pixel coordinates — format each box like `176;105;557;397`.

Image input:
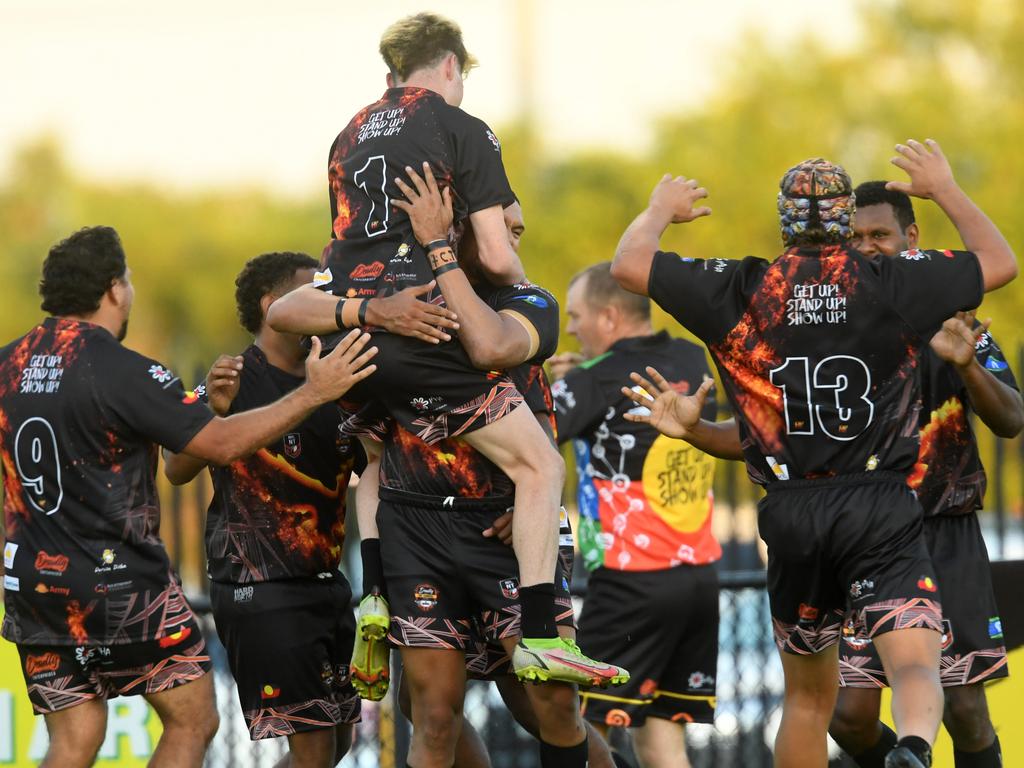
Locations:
769;355;874;440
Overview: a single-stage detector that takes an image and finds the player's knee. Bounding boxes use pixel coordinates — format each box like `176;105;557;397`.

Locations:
828;696;877;751
416;701;460;750
943;687;993;748
46;723;106;768
333;724;354;762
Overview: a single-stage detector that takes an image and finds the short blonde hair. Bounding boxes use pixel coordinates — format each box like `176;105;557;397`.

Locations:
379;12;478;81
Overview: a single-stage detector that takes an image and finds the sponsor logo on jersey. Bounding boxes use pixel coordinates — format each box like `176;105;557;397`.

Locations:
849;579;875;599
766;456;790;481
35;583;70;596
157;626;192;648
798;603;819;621
898;248;928;261
486;129;501;152
349;262;385;281
865;454;879;471
984;355;1009;372
312;268;333;287
988;616;1004;640
3;541;17;569
410;396;444;412
414;583;439;611
917;575;938;592
283;433;302;458
148;364;174;383
234;585;254;603
511;294;549;308
687;671;714;689
4;575;19;591
35;551;69;574
24;652;61;677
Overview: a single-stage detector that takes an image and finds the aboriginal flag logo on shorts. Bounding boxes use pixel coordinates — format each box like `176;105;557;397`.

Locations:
414;584;439;611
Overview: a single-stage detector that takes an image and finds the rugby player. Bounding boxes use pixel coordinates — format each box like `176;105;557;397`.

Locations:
609;139;1017;768
0;227;376;768
551;262;720;768
267;12;614;683
621;173;1021;768
163;252;366;768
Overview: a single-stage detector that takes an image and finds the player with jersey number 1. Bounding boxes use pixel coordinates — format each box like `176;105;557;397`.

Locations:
609;140;1017;768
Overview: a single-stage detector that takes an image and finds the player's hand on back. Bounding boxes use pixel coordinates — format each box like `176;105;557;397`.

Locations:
205;354;244;416
647;174;712;225
482;508;514;546
929;310;990;369
886;138;958;200
392;161;454;245
621;366;713;439
367;281;460;345
303;332;378;404
547;352;584;381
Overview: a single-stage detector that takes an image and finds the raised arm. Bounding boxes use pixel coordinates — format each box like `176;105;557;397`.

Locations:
181;333;377;465
610;174;711;295
393;163;536;370
888;139;1017;291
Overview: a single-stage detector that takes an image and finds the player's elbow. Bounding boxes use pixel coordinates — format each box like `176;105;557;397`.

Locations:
982;251;1019;292
994;397;1024;439
464;339;511;371
610;254;647;296
265;298;289;332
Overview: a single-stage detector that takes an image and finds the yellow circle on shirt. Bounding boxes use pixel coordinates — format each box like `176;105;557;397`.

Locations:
641;435;715;533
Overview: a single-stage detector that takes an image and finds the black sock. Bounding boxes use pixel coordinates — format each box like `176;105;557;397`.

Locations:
540;737;588;768
896;736;933;767
954;735;1002;768
852;724;898;768
361;538;386;600
519;583;558;639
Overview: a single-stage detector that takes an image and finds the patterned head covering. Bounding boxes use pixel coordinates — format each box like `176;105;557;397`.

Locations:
777;158;855;246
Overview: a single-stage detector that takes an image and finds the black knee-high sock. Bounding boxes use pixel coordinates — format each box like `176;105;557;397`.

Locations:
895;736;933;767
361;538;386;600
954;735;1002;768
540;737;588;768
851;724;898;768
519;583;558;639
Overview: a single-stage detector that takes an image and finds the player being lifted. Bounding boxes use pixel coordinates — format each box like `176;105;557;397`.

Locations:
609;140;1016;768
268;12;622;685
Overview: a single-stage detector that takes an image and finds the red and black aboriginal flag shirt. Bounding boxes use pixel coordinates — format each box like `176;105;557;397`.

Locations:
552;332;720;572
909;329;1018;518
358;283;559;502
319;87;516;303
1;318;214;646
200;345;359;583
648;246;983;486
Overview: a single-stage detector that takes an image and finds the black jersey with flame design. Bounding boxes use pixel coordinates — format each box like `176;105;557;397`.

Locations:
909;329;1018;517
649;246;983;485
201;345;358;583
1;318;214;646
320;87;515;303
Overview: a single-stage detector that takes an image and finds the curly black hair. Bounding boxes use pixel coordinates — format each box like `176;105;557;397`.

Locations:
39;226;127;316
853;181;916;232
235;252;318;335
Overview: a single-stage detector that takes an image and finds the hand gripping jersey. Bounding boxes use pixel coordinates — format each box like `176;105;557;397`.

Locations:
910;328;1018;517
552;332;721;572
0;319;214;646
199;346;360;583
648;246;983;485
321;87;516;303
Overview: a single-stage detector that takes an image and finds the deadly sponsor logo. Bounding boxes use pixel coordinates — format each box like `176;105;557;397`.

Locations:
349;262;385;281
283;433;302;458
35;551;69;574
24;652;61;677
414;583;439;611
798;603;819;622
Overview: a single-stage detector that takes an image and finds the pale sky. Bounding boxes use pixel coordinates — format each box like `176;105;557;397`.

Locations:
0;0;861;196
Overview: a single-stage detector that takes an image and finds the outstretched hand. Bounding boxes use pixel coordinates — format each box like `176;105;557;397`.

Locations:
886;138;957;200
929;310;990;369
621;366;714;439
304;331;378;404
648;174;712;224
204;354;244;416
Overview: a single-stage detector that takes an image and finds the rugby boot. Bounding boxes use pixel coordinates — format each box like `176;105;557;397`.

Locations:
512;637;629;687
349;590;390;701
885;746;929;768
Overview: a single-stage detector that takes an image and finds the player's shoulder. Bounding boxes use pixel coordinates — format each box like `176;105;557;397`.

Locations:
438;103;501;142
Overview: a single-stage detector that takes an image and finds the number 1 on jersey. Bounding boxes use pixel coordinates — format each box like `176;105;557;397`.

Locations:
353;155;389;238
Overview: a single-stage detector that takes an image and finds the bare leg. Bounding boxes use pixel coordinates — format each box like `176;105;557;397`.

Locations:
632;717;691;768
399;670;491;768
402;647;467;768
143;672;219;768
873;628;942;744
943;683;997;753
273;727;337;768
463;404;564;589
40;698;107;768
774;645;839;768
828;687;887;760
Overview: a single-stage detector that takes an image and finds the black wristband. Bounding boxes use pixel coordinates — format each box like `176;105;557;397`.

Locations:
433;261;461;278
358;299;369;326
424;238;449;253
335;299;347;329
